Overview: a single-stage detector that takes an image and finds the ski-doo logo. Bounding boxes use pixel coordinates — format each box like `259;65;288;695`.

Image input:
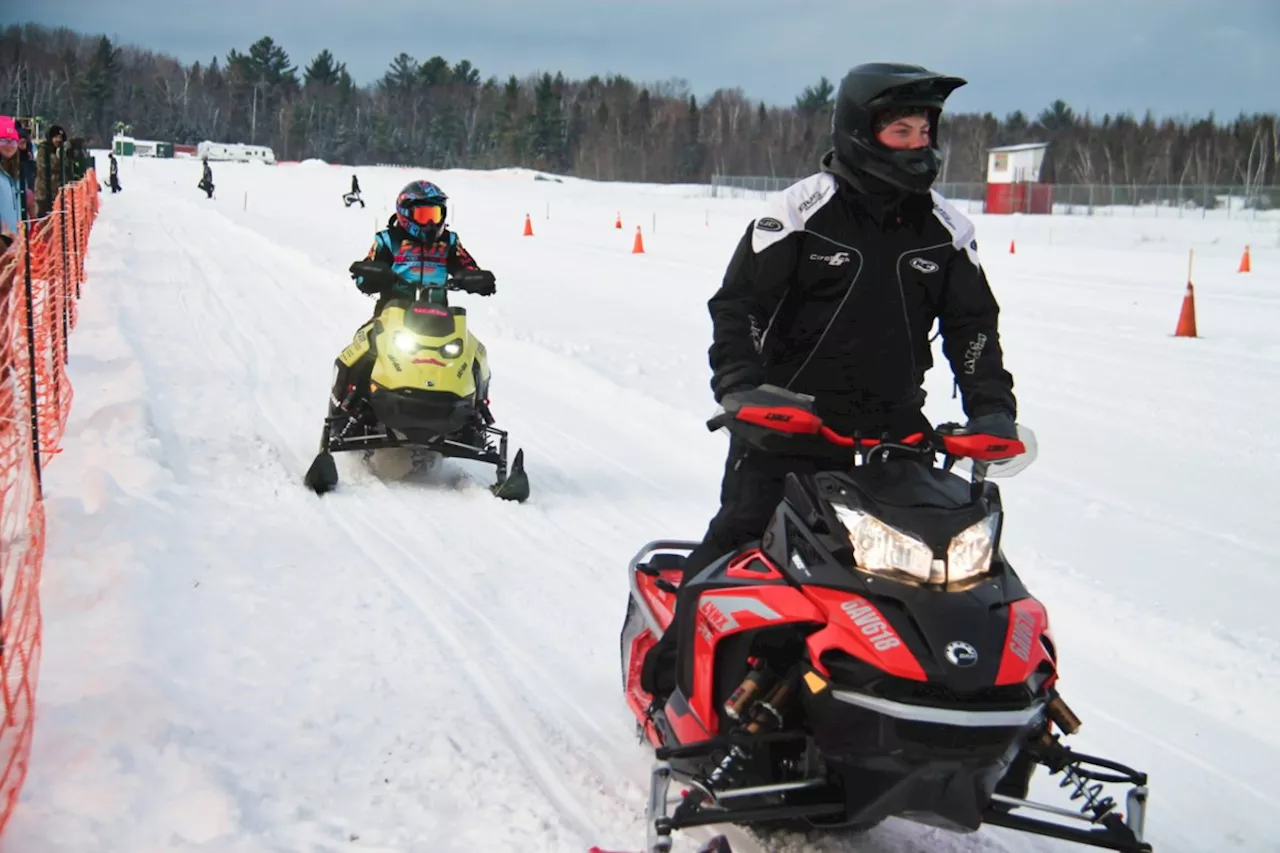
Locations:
909;257;939;274
798;186;829;213
1008;608;1037;662
810;252;851;266
755;217;783;232
945;641;979;668
963;333;988;375
839;599;903;652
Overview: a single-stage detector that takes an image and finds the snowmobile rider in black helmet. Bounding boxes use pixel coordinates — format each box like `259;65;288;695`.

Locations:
641;62;1019;698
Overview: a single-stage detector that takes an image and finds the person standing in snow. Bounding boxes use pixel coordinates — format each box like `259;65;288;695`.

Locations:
641;62;1019;698
198;157;214;199
108;152;122;193
343;173;364;208
15;125;36;220
34;123;67;218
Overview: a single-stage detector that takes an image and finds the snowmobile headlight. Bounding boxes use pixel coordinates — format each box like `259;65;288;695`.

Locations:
833;505;938;585
946;513;1000;583
440;338;464;359
393;331;418;354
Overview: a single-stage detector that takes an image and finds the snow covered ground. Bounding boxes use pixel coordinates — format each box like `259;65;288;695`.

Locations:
5;153;1280;853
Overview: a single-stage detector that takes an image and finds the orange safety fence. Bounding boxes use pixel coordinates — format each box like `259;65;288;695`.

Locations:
0;169;100;833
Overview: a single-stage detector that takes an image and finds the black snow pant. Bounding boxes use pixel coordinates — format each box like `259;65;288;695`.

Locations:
641;407;933;697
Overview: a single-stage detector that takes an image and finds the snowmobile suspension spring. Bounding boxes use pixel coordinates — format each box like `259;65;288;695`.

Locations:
1053;761;1116;820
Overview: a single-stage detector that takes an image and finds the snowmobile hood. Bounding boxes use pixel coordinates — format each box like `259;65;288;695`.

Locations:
843;458;975;510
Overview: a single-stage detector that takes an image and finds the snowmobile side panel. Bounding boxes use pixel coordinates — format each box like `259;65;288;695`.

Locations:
995;597;1054;686
803;588;927;681
339;321;374;367
690;586;825;736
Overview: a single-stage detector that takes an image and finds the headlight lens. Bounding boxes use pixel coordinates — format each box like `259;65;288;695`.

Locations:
393;331;418;353
946;514;999;583
832;504;1000;587
833;505;938;584
440;338;464;359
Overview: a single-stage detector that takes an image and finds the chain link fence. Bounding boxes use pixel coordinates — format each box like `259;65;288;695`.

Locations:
708;175;1277;219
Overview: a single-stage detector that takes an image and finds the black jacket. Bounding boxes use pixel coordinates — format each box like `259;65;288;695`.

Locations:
708;151;1015;433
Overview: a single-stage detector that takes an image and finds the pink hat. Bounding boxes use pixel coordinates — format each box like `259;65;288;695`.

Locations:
0;116;16;142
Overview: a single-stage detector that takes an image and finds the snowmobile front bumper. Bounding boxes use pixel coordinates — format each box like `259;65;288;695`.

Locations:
637;731;1152;853
368;386;475;438
304;408;529;501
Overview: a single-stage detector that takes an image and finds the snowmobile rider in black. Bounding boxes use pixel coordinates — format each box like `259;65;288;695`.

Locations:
641;63;1018;698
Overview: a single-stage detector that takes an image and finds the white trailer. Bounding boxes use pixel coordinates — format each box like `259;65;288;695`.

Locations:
196;141;277;164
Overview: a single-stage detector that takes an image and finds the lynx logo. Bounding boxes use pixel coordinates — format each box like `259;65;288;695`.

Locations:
839;599;903;652
810;252;851;266
699;595;782;633
963;333;988;375
798;186;829;213
755;217;783;232
1008;608;1037;662
934;203;957;231
945;641;979;668
909;257;939;274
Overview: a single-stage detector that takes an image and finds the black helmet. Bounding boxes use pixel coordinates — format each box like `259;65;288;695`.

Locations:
832;62;966;194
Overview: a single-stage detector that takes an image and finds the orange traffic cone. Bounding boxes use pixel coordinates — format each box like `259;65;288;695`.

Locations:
1009;239;1016;254
632;225;645;254
1173;282;1197;338
523;214;533;236
1238;244;1251;273
615;211;622;229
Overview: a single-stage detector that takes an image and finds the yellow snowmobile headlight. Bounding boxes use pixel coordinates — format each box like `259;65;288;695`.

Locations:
393;331;418;353
440;338;464;359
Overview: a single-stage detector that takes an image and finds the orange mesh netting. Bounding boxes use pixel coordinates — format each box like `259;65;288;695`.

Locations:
0;169;99;832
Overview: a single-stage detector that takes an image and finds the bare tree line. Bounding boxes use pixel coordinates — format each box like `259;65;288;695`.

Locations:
2;23;1276;191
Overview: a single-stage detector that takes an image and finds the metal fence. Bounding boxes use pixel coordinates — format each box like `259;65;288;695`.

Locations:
708;175;1277;219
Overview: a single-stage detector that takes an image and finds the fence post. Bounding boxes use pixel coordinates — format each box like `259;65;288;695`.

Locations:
70;180;81;298
62;185;74;365
20;218;42;495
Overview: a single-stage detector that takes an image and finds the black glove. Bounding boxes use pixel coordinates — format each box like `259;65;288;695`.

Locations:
711;361;763;403
349;260;396;295
964;411;1018;439
454;269;496;296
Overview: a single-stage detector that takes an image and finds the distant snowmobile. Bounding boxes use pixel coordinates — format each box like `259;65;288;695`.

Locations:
601;385;1153;853
303;260;529;501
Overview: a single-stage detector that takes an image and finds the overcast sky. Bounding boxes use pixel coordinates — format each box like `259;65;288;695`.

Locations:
14;0;1279;119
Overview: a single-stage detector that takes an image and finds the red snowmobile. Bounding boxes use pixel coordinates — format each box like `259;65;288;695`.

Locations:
606;385;1153;853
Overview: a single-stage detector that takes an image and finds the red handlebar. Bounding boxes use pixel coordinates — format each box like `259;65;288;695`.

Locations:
731;405;1025;461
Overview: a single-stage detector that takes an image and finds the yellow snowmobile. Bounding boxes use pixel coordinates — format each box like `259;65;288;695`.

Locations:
303;260;529;501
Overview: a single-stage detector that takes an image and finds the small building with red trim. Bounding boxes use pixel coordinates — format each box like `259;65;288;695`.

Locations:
985;142;1052;214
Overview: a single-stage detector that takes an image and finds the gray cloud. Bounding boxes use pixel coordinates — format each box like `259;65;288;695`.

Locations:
14;0;1280;118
